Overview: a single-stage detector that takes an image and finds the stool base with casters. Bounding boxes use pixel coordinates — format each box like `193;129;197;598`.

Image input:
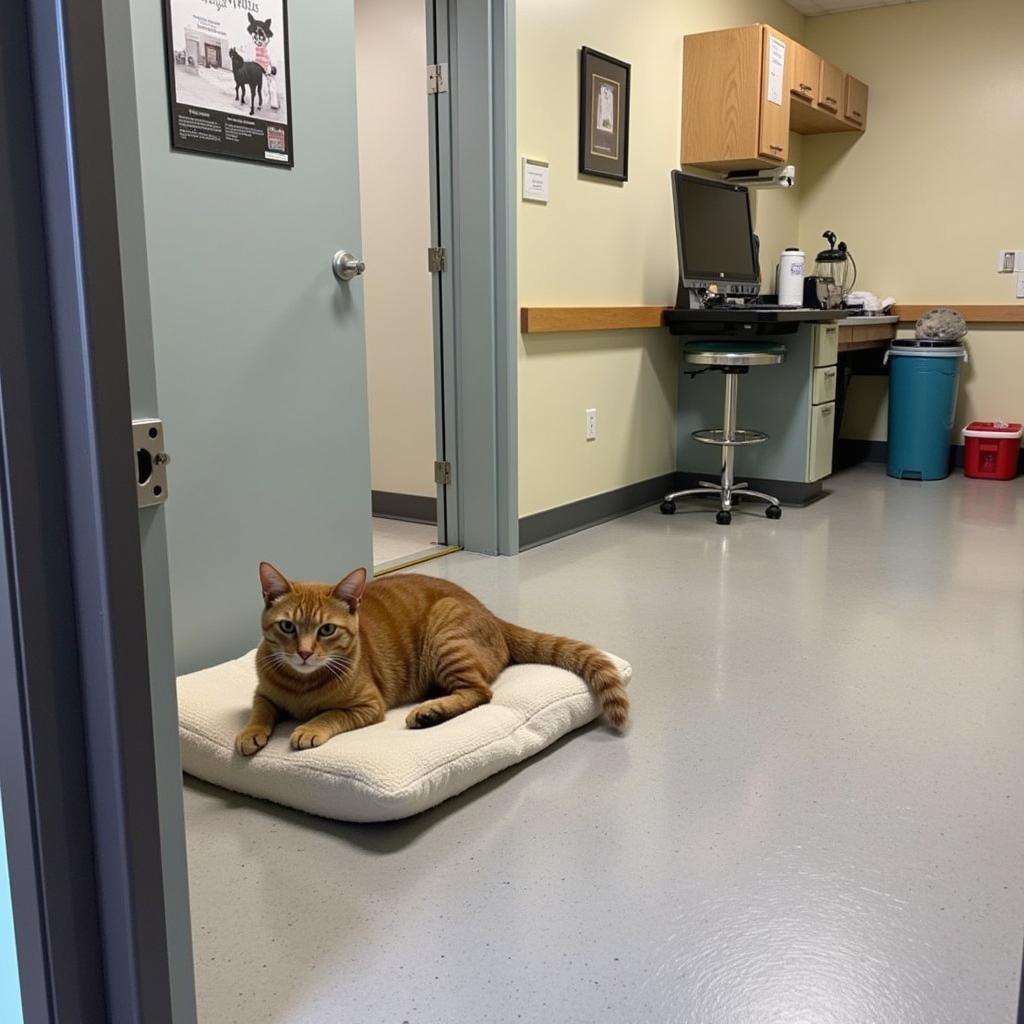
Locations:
661;342;786;525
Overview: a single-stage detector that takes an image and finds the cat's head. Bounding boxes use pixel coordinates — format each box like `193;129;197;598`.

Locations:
258;562;366;677
228;47;241;66
247;13;273;45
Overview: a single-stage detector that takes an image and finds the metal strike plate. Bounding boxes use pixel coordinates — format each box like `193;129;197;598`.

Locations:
132;418;169;509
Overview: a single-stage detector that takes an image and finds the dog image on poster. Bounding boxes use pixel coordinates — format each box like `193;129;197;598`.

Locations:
165;0;292;165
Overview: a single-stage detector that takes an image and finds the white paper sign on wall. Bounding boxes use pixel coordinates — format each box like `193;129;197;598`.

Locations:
767;36;786;106
522;158;550;203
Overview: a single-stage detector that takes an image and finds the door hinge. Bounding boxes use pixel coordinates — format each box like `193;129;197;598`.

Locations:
434;460;452;486
427;246;448;272
426;63;449;94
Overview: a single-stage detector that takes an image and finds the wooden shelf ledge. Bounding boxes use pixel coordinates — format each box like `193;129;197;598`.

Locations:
894;305;1024;325
520;306;668;334
521;305;1024;334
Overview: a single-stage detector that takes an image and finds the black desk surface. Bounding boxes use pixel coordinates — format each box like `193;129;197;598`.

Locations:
665;306;847;336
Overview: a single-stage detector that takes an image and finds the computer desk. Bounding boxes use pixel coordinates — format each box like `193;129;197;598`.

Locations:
829;315;898;470
665;309;896;505
516;304;899;505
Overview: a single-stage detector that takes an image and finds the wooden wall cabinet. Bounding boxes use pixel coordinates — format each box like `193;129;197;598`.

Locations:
843;74;868;128
681;24;791;171
818;60;843;114
789;42;820;105
683;24;867;171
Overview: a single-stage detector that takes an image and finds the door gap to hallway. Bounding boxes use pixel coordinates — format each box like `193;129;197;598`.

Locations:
355;0;455;574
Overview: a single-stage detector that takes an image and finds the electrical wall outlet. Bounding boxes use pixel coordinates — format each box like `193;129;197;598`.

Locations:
1016;270;1024;300
585;408;597;441
997;250;1016;273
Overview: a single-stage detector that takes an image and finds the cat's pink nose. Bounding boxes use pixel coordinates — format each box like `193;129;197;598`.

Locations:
298;649;313;662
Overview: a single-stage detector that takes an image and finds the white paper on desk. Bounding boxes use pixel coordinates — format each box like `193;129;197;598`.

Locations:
767;36;786;106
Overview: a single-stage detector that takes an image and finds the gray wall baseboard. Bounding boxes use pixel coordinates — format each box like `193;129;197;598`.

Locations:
518;473;678;550
371;491;437;525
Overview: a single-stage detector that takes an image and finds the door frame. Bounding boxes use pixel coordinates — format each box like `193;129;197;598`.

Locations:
2;0;517;1019
1;0;179;1019
429;0;518;556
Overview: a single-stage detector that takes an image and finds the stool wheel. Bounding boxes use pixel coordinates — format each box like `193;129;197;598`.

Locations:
765;505;782;520
660;500;676;516
716;510;732;526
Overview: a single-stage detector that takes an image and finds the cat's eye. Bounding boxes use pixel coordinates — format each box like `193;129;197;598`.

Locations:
277;620;296;634
317;624;336;637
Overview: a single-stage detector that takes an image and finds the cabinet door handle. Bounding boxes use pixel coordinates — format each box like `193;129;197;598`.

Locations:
799;83;812;92
822;406;834;417
769;144;783;152
825;95;837;103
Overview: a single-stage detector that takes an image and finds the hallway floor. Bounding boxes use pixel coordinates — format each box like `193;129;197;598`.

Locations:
371;516;440;569
183;465;1024;1023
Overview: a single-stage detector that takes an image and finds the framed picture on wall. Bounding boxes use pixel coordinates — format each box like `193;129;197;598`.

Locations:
578;47;630;182
162;0;294;167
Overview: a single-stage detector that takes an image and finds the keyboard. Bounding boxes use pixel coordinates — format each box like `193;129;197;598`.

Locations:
709;302;795;312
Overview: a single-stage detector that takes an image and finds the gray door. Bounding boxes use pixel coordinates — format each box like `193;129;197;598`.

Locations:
106;0;372;1018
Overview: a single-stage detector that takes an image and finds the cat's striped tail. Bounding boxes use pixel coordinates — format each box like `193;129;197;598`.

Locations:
499;622;629;730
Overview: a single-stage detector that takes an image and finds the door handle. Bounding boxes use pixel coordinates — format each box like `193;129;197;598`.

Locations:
332;251;366;282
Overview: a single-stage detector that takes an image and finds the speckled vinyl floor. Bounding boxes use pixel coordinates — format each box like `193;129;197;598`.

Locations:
372;517;440;569
183;465;1024;1024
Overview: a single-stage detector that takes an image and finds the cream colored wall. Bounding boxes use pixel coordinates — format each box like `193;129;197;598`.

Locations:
517;0;807;517
800;0;1024;442
356;0;436;498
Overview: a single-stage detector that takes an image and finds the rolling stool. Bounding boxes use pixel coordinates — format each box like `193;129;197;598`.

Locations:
661;341;786;526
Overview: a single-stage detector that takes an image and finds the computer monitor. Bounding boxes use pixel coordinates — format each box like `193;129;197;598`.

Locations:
672;170;760;300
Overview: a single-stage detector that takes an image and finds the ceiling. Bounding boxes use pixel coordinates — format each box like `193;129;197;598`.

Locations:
785;0;927;14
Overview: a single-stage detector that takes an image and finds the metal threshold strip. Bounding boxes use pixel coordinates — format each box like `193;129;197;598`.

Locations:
373;545;461;577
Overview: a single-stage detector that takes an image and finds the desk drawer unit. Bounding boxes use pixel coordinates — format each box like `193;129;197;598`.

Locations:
808;401;836;481
813;365;838;404
813;324;838;367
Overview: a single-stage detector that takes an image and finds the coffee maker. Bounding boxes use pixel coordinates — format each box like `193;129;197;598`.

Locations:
802;230;856;309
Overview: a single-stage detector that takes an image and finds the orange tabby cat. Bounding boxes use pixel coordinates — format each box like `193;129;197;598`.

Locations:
235;562;629;755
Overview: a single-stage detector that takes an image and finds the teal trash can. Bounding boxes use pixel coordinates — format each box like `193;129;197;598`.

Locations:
884;340;967;480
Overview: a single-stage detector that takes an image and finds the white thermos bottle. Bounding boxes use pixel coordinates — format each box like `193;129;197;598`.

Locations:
778;247;805;307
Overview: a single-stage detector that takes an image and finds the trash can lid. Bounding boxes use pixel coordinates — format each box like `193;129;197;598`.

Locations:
962;420;1023;439
896;337;964;348
887;343;967;359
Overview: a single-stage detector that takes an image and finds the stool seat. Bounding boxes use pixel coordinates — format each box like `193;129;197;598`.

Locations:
683;341;787;368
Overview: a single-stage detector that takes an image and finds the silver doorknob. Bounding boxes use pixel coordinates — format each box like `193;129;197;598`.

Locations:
332;250;366;282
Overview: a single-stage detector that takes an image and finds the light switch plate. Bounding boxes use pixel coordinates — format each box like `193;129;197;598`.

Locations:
1016;270;1024;300
997;250;1016;273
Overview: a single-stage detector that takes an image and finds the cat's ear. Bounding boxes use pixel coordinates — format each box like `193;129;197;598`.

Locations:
247;12;256;26
333;567;367;613
264;18;272;31
259;562;291;607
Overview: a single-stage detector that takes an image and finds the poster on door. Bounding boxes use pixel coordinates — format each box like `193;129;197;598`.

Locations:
162;0;294;167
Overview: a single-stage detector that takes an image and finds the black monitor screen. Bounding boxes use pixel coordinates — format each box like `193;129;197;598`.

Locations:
673;171;758;289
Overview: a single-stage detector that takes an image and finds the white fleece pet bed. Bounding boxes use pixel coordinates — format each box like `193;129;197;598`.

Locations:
178;649;631;823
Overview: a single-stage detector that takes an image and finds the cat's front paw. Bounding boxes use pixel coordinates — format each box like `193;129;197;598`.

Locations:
290;724;334;750
406;703;447;729
235;726;270;756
